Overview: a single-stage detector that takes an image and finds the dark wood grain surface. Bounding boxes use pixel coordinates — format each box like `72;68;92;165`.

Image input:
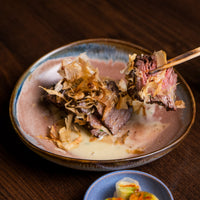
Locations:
0;0;200;199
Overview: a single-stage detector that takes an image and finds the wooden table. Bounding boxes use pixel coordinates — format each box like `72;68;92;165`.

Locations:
0;1;199;199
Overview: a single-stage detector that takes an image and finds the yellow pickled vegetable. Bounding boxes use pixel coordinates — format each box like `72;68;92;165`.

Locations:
129;191;159;200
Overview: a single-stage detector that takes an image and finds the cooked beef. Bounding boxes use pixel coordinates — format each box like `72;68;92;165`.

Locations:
127;55;157;99
86;80;132;137
103;106;133;135
127;53;177;110
134;55;157;91
86;104;133;137
96;102;105;116
90;129;107;138
150;67;177;110
87;114;108;138
101;80;132;135
87;105;133;137
44;86;132;137
104;80;119;94
44;92;66;108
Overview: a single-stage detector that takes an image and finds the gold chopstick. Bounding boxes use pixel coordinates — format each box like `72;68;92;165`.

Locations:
150;47;200;74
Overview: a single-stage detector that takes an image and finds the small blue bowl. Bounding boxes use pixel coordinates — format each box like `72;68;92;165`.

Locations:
84;170;174;200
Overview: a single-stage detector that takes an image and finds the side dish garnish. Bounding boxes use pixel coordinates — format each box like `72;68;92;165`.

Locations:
41;51;184;152
105;177;158;200
115;177;141;199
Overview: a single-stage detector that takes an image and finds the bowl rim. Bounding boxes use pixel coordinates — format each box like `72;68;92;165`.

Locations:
84;170;174;200
9;38;196;164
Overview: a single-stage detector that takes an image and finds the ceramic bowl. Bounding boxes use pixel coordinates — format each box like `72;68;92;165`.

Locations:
84;170;174;200
9;39;196;171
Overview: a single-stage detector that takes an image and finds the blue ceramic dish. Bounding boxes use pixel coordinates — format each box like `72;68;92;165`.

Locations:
84;170;174;200
9;39;196;171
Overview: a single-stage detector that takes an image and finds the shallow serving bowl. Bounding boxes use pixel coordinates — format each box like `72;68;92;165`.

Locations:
9;38;196;171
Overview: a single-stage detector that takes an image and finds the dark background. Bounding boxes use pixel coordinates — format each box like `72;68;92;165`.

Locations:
0;1;199;199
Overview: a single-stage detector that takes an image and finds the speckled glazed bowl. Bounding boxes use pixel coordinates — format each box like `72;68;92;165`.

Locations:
10;39;196;171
